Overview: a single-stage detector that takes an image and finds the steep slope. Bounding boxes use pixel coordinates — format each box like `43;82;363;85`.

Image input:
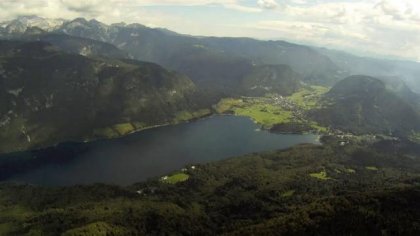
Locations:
241;64;302;96
58;18;114;42
56;19;254;93
311;75;420;135
108;26;256;93
32;33;128;58
0;40;200;153
1;21;306;97
0;27;128;59
5;17;420;92
52;18;342;87
202;37;342;85
57;21;304;96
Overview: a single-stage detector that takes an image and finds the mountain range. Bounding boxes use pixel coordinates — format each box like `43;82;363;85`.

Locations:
0;15;420;236
2;16;420;91
0;16;420;152
0;40;202;153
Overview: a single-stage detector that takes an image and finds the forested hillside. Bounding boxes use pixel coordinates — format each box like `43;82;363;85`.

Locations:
0;138;419;235
0;40;208;153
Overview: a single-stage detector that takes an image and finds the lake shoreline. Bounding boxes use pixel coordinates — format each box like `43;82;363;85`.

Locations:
1;116;321;186
0;110;324;157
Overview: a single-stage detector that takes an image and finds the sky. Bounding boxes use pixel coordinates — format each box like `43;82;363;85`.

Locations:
0;0;419;61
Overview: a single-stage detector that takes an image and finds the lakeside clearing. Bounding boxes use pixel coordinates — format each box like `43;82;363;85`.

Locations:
214;86;329;132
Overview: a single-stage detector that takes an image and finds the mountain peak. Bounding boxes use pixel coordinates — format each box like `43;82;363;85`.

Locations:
126;23;147;29
327;75;385;98
72;17;89;24
313;75;420;135
0;15;65;33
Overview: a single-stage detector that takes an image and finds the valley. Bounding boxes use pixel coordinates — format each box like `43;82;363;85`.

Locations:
0;14;420;236
214;85;329;132
1;17;420;154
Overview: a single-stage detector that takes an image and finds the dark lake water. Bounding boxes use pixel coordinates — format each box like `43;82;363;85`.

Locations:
1;116;320;186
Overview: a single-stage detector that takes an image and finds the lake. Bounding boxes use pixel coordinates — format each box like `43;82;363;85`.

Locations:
1;115;320;186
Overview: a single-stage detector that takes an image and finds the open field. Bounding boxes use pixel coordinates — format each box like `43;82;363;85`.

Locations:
161;173;190;184
215;86;329;131
288;86;329;110
309;169;331;180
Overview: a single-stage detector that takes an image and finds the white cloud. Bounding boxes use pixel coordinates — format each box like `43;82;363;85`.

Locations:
290;0;308;4
0;1;263;21
375;0;420;21
250;0;420;60
257;0;278;9
60;0;103;14
0;0;418;61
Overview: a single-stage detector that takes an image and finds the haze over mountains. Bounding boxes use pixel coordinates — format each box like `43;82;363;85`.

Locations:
2;16;420;91
1;13;420;235
0;15;420;153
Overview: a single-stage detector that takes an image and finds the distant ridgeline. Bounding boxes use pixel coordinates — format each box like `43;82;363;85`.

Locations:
2;16;420;91
1;16;420;152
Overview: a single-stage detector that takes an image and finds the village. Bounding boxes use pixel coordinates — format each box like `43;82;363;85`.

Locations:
237;92;399;147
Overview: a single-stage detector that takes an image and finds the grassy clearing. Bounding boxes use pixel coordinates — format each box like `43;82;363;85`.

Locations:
92;127;118;138
93;122;136;138
234;104;293;128
215;98;292;128
92;109;211;139
113;123;135;135
62;222;129;236
288;86;329;110
132;121;147;129
309;170;331;180
281;190;295;197
307;121;328;133
345;168;356;174
214;98;244;113
174;109;212;123
0;141;418;235
161;173;190;184
214;86;330;131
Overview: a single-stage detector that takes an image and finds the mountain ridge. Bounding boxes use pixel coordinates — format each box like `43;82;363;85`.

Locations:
0;40;205;153
2;16;420;91
1;17;342;88
311;75;420;136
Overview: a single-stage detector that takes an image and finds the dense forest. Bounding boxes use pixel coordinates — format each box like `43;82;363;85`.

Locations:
1;137;419;235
